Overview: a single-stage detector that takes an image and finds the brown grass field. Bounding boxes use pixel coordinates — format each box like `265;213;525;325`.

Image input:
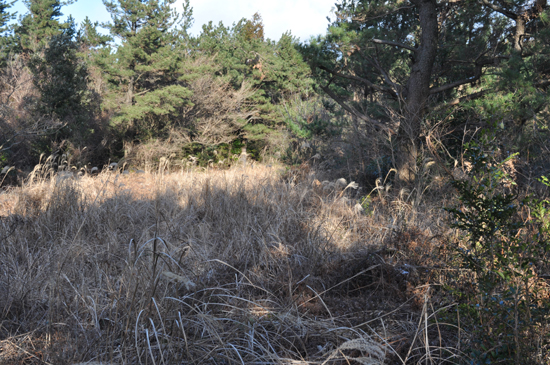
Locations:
0;164;478;364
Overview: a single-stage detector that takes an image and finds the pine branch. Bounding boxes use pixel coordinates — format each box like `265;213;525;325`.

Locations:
372;38;417;52
317;65;396;96
433;89;491;112
478;0;518;19
319;84;395;134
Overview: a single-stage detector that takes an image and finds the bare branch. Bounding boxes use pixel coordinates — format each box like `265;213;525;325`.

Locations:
433;89;491;112
352;5;414;22
430;57;503;94
133;89;151;97
319;84;395;134
372;38;417;52
478;0;517;19
0;55;67;156
430;76;480;94
354;47;403;95
1;119;67;153
179;73;258;145
318;65;396;96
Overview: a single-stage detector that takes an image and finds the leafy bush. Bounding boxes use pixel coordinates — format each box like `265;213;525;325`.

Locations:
446;130;550;363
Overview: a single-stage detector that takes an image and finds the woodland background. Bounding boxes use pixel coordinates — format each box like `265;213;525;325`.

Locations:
0;0;549;183
1;0;550;364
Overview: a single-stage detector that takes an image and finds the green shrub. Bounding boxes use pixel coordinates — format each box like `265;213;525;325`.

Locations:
446;130;550;364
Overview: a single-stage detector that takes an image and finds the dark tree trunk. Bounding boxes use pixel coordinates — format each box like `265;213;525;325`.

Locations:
514;16;526;52
395;0;439;182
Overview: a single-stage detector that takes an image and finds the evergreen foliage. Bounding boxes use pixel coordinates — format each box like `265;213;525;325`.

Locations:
98;0;192;137
303;0;550;181
28;20;88;121
0;0;16;64
0;0;14;32
78;16;111;49
16;0;72;53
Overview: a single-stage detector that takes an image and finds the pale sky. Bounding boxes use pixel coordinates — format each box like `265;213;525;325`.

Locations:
9;0;336;42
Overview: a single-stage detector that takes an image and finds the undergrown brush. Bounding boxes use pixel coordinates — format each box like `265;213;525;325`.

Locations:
0;163;502;364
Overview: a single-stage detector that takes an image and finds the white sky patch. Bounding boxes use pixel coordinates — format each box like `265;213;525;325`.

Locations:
9;0;336;42
10;0;111;30
181;0;336;42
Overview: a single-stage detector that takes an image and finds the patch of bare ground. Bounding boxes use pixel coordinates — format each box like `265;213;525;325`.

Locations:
0;164;460;364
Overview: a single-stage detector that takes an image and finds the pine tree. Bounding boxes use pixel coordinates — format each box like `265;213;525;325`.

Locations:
98;0;193;136
29;18;89;122
304;0;550;182
242;12;264;42
16;0;71;53
191;16;312;145
0;0;16;63
78;16;111;50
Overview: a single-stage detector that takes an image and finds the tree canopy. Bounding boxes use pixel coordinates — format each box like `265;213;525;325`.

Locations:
17;0;73;52
0;0;548;178
304;0;550;180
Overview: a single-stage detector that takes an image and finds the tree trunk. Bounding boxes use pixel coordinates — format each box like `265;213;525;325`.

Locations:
514;16;525;53
394;0;439;182
126;76;134;105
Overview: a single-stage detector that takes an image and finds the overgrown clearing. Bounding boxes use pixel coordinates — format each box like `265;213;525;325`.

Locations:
2;0;550;363
0;164;465;364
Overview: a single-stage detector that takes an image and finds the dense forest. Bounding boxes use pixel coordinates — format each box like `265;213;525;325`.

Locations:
0;0;317;171
0;0;549;180
1;0;550;364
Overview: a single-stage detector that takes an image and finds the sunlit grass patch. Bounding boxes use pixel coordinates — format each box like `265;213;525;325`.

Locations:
0;163;461;364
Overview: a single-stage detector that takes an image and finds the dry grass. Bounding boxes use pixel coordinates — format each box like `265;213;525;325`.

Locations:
0;164;462;364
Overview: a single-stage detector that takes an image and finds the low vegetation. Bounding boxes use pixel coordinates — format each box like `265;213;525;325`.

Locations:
2;146;547;364
0;163;453;364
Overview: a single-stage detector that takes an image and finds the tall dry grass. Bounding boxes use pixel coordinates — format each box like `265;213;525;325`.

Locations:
0;164;460;364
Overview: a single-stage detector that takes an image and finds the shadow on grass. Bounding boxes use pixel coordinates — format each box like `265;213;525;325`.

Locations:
0;168;452;364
